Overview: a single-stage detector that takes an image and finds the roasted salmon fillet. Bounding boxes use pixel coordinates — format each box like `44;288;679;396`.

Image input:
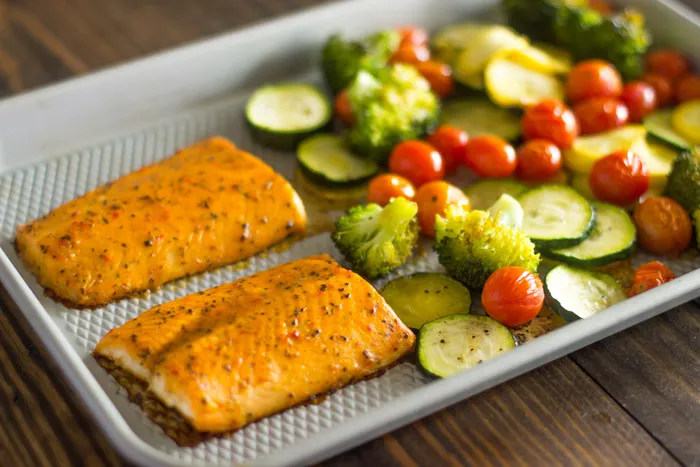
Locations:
14;137;306;308
93;254;415;445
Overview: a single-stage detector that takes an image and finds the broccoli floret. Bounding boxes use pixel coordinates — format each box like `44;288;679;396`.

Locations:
320;30;401;94
331;197;419;279
664;150;700;214
347;65;440;163
434;205;540;289
502;0;652;80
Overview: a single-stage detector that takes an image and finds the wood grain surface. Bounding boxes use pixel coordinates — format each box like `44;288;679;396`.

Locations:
0;1;698;466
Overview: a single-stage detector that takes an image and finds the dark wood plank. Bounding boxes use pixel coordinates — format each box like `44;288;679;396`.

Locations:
325;357;677;467
572;304;700;466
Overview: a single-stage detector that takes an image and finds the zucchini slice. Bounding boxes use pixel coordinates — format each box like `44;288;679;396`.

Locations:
463;179;528;211
570;172;594;200
245;83;331;150
644;110;693;151
545;264;626;322
297;134;377;186
545;202;636;267
564;125;647;173
417;315;515;378
518;184;595;249
671;100;700;144
431;23;490;66
440;98;522;141
381;273;471;330
485;56;565;108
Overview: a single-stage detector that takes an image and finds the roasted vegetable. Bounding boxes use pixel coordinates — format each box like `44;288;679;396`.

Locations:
331;197;419;279
664;150;700;214
434;205;540;289
347;65;440;163
321;30;401;94
502;0;652;79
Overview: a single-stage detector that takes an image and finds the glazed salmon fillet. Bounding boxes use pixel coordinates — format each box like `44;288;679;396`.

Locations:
15;137;306;308
93;255;415;444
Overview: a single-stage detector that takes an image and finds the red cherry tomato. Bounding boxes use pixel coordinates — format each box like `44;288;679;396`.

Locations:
641;73;673;108
566;59;623;104
620;81;657;122
588;0;613;14
589;150;650;206
414;181;470;237
645;49;690;81
397;26;429;47
426;125;468;173
482;267;545;328
388;140;444;187
415;60;454;98
389;44;430;65
675;74;700;103
628;261;676;297
573;97;629;135
334;90;354;126
515;139;562;181
463;136;517;178
632;196;692;256
522;99;579;149
367;174;416;206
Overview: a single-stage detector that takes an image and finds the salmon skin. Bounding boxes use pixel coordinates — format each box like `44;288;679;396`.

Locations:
14;137;306;308
93;254;415;442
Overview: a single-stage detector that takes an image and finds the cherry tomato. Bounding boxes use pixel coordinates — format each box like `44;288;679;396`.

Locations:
397;26;429;47
641;73;673;108
675;74;700;103
588;0;613;14
589;150;649;206
628;261;676;297
414;181;470;237
620;81;657;122
426;125;468;173
334;90;354;126
463;136;517;178
522;99;579;149
645;49;690;81
632;196;692;256
514;139;562;181
415;60;453;99
388;140;444;187
566;60;623;104
482;267;544;328
573;97;629;135
367;174;416;206
389;44;430;65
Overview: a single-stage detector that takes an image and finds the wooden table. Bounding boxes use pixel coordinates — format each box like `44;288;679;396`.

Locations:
1;1;699;465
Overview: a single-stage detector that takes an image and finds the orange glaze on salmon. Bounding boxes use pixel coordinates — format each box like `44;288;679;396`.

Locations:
15;137;306;308
93;254;415;435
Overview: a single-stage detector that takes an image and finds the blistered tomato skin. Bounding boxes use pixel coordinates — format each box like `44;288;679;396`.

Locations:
628;261;676;297
414;181;470;237
645;50;690;81
589;150;650;206
522;99;579;149
388;140;445;187
675;75;700;103
427;125;468;173
566;60;623;104
389;44;430;65
463;136;517;178
642;73;673;108
633;196;692;256
367;174;416;206
482;266;544;328
573;97;629;135
620;82;657;122
416;61;454;99
515;139;562;181
334;90;354;126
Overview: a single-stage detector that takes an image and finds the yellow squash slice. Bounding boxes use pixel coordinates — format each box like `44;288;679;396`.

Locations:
671;100;700;144
564;125;648;173
485;56;565;108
